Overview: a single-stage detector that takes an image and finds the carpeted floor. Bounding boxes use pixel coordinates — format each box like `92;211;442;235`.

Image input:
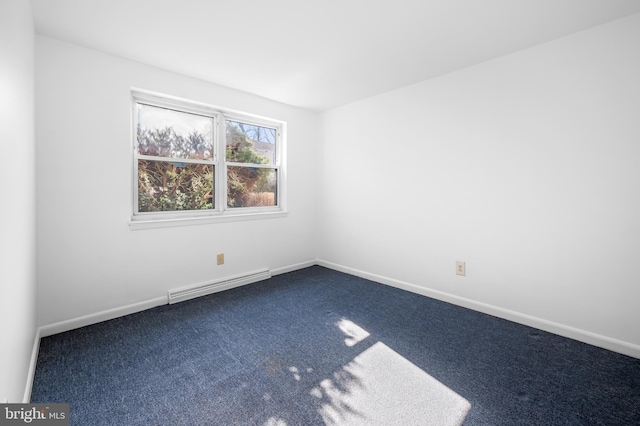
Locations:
31;266;640;425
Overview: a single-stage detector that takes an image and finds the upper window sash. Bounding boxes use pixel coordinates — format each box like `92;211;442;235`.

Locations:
132;92;219;216
224;116;280;164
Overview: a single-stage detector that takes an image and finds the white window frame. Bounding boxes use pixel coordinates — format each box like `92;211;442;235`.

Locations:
129;89;287;230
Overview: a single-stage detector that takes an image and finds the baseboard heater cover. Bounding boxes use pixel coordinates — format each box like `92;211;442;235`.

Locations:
168;268;271;304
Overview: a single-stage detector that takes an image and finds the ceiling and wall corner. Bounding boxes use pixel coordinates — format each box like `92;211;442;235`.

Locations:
31;0;640;111
28;0;640;359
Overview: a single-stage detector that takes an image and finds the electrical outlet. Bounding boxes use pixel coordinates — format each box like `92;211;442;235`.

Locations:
456;261;466;276
217;253;224;265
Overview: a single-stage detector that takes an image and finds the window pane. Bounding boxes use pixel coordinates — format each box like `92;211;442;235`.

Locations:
226;120;276;165
138;160;214;212
137;103;213;160
227;166;277;208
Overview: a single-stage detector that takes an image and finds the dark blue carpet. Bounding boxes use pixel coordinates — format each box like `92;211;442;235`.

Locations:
31;266;640;425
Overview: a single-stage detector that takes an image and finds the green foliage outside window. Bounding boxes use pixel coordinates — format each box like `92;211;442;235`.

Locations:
226;123;276;208
137;127;213;212
136;123;276;212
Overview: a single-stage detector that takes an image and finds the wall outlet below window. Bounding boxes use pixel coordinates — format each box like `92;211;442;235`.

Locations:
456;261;466;276
217;253;224;265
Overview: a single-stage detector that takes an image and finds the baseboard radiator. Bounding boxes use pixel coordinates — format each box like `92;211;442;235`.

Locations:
168;268;271;304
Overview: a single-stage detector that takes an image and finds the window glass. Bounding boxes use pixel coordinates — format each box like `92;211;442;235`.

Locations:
227;166;277;208
137;160;214;212
226;120;276;165
137;103;213;160
132;90;284;224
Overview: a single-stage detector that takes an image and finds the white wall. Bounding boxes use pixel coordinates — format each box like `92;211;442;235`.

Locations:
32;10;640;359
319;14;640;356
36;36;319;327
0;0;37;402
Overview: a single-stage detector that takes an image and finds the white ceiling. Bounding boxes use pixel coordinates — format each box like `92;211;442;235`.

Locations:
32;0;640;111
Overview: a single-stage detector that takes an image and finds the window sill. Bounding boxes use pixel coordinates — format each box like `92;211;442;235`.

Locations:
128;210;288;230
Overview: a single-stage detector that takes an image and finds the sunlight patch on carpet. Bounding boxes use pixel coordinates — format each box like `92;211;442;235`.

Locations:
263;416;287;426
337;318;370;347
311;341;470;425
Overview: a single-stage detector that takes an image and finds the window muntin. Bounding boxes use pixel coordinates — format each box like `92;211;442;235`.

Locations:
132;90;284;222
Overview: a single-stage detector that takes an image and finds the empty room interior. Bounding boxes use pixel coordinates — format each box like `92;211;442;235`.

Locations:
2;0;640;424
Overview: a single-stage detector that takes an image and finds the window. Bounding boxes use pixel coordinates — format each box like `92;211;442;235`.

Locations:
131;90;285;228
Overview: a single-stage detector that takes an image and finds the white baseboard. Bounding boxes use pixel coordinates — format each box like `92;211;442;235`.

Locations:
30;296;168;400
271;260;316;276
31;257;637;403
39;296;168;338
37;259;319;337
316;259;640;359
23;328;41;403
28;261;318;401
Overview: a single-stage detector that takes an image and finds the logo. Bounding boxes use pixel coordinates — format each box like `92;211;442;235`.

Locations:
0;404;69;426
